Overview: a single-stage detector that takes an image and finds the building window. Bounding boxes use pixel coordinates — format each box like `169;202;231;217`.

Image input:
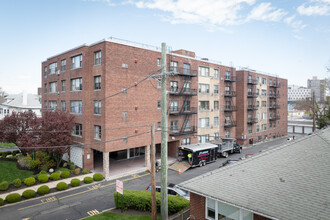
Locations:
248;87;252;95
94;100;101;115
122;112;128;118
214;101;219;110
94;125;101;139
183;101;190;111
262;78;267;85
256;76;259;83
198;84;209;93
157;101;161;109
70;101;82;114
44;101;47;109
256;89;259;95
225;101;231;109
262;101;267;107
157;79;161;88
61;80;66;92
198;117;209;128
182;138;190;145
170;81;178;92
262;124;267;131
170;61;178;72
49;62;57;74
71;54;82;69
225;130;230;138
214;132;219;140
257;113;260;121
170;101;178;112
183;81;190;92
61;101;66;111
256;101;260;108
198;134;209;143
157;122;161;130
183;63;190;74
49;82;57;93
214;85;219;94
94;51;101;65
44;66;47;77
214;117;219;127
248;126;252;134
214;69;219;78
61;59;66;72
183;119;191;130
261;89;267;96
44;84;47;93
157;58;161;66
72;124;82;136
94;76;101;90
198;66;209;77
170;121;178;131
71;78;82;91
257;125;260;132
225;71;230;80
199;101;209;111
49;101;57;110
262;112;267;120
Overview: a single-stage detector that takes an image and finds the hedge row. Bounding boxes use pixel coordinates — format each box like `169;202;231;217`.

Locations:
113;190;189;215
0;150;20;159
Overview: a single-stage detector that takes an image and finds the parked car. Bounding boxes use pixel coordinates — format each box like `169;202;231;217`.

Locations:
146;183;190;200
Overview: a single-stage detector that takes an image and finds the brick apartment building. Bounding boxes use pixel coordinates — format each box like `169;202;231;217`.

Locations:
41;38;287;175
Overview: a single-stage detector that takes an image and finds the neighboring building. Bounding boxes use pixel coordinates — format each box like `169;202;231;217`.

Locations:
236;69;288;145
41;38;287;174
307;76;327;103
0;91;41;119
288;84;311;101
178;128;330;220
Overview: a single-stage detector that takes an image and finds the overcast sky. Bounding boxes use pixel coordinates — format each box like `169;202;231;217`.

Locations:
0;0;329;94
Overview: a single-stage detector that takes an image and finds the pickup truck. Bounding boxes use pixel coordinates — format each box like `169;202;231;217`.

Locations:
212;138;242;158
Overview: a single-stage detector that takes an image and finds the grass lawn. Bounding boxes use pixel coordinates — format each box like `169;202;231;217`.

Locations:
83;212;161;220
0;143;17;148
0;161;34;183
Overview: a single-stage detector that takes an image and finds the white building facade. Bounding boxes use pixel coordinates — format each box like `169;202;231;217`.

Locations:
288;84;311;101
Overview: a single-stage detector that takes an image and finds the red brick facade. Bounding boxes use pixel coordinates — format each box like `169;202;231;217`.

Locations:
189;192;206;220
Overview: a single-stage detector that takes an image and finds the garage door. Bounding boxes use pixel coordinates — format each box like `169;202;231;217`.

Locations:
287;125;293;133
304;127;313;134
70;146;83;168
295;126;303;133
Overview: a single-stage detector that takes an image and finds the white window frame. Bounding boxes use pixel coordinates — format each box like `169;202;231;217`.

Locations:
71;54;82;69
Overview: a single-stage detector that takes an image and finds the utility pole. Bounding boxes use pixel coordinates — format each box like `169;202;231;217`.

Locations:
150;123;157;220
160;42;168;220
312;91;316;132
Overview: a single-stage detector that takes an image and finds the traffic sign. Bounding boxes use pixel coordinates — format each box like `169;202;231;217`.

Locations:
116;180;123;194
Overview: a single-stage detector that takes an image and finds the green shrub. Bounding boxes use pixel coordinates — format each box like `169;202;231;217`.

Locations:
18;156;41;169
39;170;47;175
84;177;93;184
61;171;70;178
70;164;76;170
13;179;22;188
24;177;36;186
56;182;68;191
22;189;36;199
82;169;89;174
8;155;17;160
113;190;189;215
38;174;49;183
74;168;81;175
93;173;104;181
5;193;21;203
1;152;8;158
0;181;9;191
50;172;60;181
12;150;20;156
0;198;3;206
70;179;81;187
37;185;50;195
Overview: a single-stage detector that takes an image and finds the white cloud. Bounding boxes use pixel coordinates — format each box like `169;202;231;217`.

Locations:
247;2;287;22
297;0;330;16
284;15;306;32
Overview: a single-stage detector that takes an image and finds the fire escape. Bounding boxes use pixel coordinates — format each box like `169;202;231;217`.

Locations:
247;75;258;125
269;78;280;122
224;71;237;129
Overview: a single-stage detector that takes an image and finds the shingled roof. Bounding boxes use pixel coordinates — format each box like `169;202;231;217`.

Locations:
178;128;330;220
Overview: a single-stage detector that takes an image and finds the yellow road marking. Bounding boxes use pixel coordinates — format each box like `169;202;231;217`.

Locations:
18;173;150;211
87;209;99;216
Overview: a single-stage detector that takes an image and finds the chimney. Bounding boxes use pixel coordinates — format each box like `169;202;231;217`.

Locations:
22;91;27;106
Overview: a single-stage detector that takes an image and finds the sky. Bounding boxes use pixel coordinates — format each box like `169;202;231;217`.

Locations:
0;0;329;94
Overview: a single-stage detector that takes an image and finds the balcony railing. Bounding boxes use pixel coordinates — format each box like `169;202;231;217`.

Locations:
269;82;280;88
224;121;237;128
269;115;280;121
224;75;237;82
247;105;258;110
247;79;258;85
269;93;280;99
247;118;258;124
169;107;197;116
247;92;258;98
269;104;280;109
169;126;197;136
169;67;197;77
169;88;197;96
224;91;236;97
224;106;237;112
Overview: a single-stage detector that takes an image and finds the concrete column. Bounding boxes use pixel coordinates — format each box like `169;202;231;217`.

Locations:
145;145;151;168
103;152;110;180
127;149;130;159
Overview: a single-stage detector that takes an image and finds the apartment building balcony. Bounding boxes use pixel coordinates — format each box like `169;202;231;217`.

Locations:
224;91;236;97
247;105;258;111
169;107;197;116
269;93;280;99
224;121;237;128
269;115;280;121
169;88;197;96
269;104;280;109
269;82;280;88
169;126;197;136
247;118;258;124
224;76;237;82
169;67;197;77
247;92;258;98
224;106;237;112
247;79;258;85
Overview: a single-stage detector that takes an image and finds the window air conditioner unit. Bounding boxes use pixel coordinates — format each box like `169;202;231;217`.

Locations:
57;70;60;75
211;93;214;96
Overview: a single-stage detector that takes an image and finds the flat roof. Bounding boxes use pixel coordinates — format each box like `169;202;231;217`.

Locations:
180;143;218;152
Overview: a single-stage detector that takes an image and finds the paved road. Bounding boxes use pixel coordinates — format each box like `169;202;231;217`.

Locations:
0;136;301;220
